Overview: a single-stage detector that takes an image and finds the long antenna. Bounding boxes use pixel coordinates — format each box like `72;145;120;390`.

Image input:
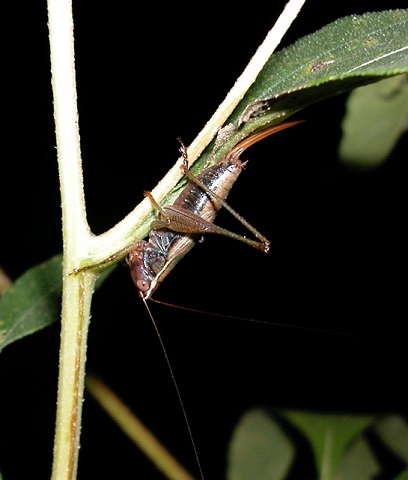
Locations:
142;296;205;480
150;297;362;339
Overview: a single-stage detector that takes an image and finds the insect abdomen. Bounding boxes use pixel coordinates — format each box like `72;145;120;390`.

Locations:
176;157;243;222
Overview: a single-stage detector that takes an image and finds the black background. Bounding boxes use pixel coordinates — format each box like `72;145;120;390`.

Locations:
1;1;407;479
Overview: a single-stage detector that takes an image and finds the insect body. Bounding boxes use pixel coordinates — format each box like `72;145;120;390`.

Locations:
128;120;302;300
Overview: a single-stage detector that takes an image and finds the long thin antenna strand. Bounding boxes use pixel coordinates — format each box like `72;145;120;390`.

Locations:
142;297;206;480
150;298;362;339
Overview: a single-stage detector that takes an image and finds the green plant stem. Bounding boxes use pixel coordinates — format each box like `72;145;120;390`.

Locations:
86;374;195;480
81;0;309;271
52;274;96;480
47;0;96;478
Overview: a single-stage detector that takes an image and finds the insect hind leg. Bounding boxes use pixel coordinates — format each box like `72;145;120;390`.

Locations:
176;140;270;253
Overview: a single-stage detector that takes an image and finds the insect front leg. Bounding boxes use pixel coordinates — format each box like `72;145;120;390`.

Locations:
69;241;141;275
143;191;172;230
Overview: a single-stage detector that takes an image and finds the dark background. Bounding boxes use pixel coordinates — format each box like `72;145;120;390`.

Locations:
1;1;407;479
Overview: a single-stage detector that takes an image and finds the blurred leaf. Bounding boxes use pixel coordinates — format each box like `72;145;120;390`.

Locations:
373;415;408;463
339;75;408;167
394;468;408;480
333;436;381;480
282;410;375;480
0;255;62;352
227;409;408;480
0;267;12;296
227;408;295;480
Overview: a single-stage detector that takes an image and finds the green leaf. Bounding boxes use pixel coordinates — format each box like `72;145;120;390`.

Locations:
0;255;63;352
333;436;381;480
227;408;295;480
198;10;408;168
227;410;408;480
339;75;408;167
394;468;408;480
236;10;408;126
282;410;375;480
373;415;408;463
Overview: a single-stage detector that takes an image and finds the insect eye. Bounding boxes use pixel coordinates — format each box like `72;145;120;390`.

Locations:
136;279;150;292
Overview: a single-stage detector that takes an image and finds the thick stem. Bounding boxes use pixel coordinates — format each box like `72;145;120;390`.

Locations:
51;274;95;479
47;0;96;478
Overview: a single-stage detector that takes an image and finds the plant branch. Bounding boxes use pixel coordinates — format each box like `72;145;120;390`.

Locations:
85;0;308;268
47;0;96;478
86;374;195;480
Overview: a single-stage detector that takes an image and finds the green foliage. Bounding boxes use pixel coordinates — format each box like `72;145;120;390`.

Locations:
394;469;408;480
227;408;408;480
282;410;376;479
203;9;408;165
0;255;62;353
227;409;295;480
339;75;408;167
